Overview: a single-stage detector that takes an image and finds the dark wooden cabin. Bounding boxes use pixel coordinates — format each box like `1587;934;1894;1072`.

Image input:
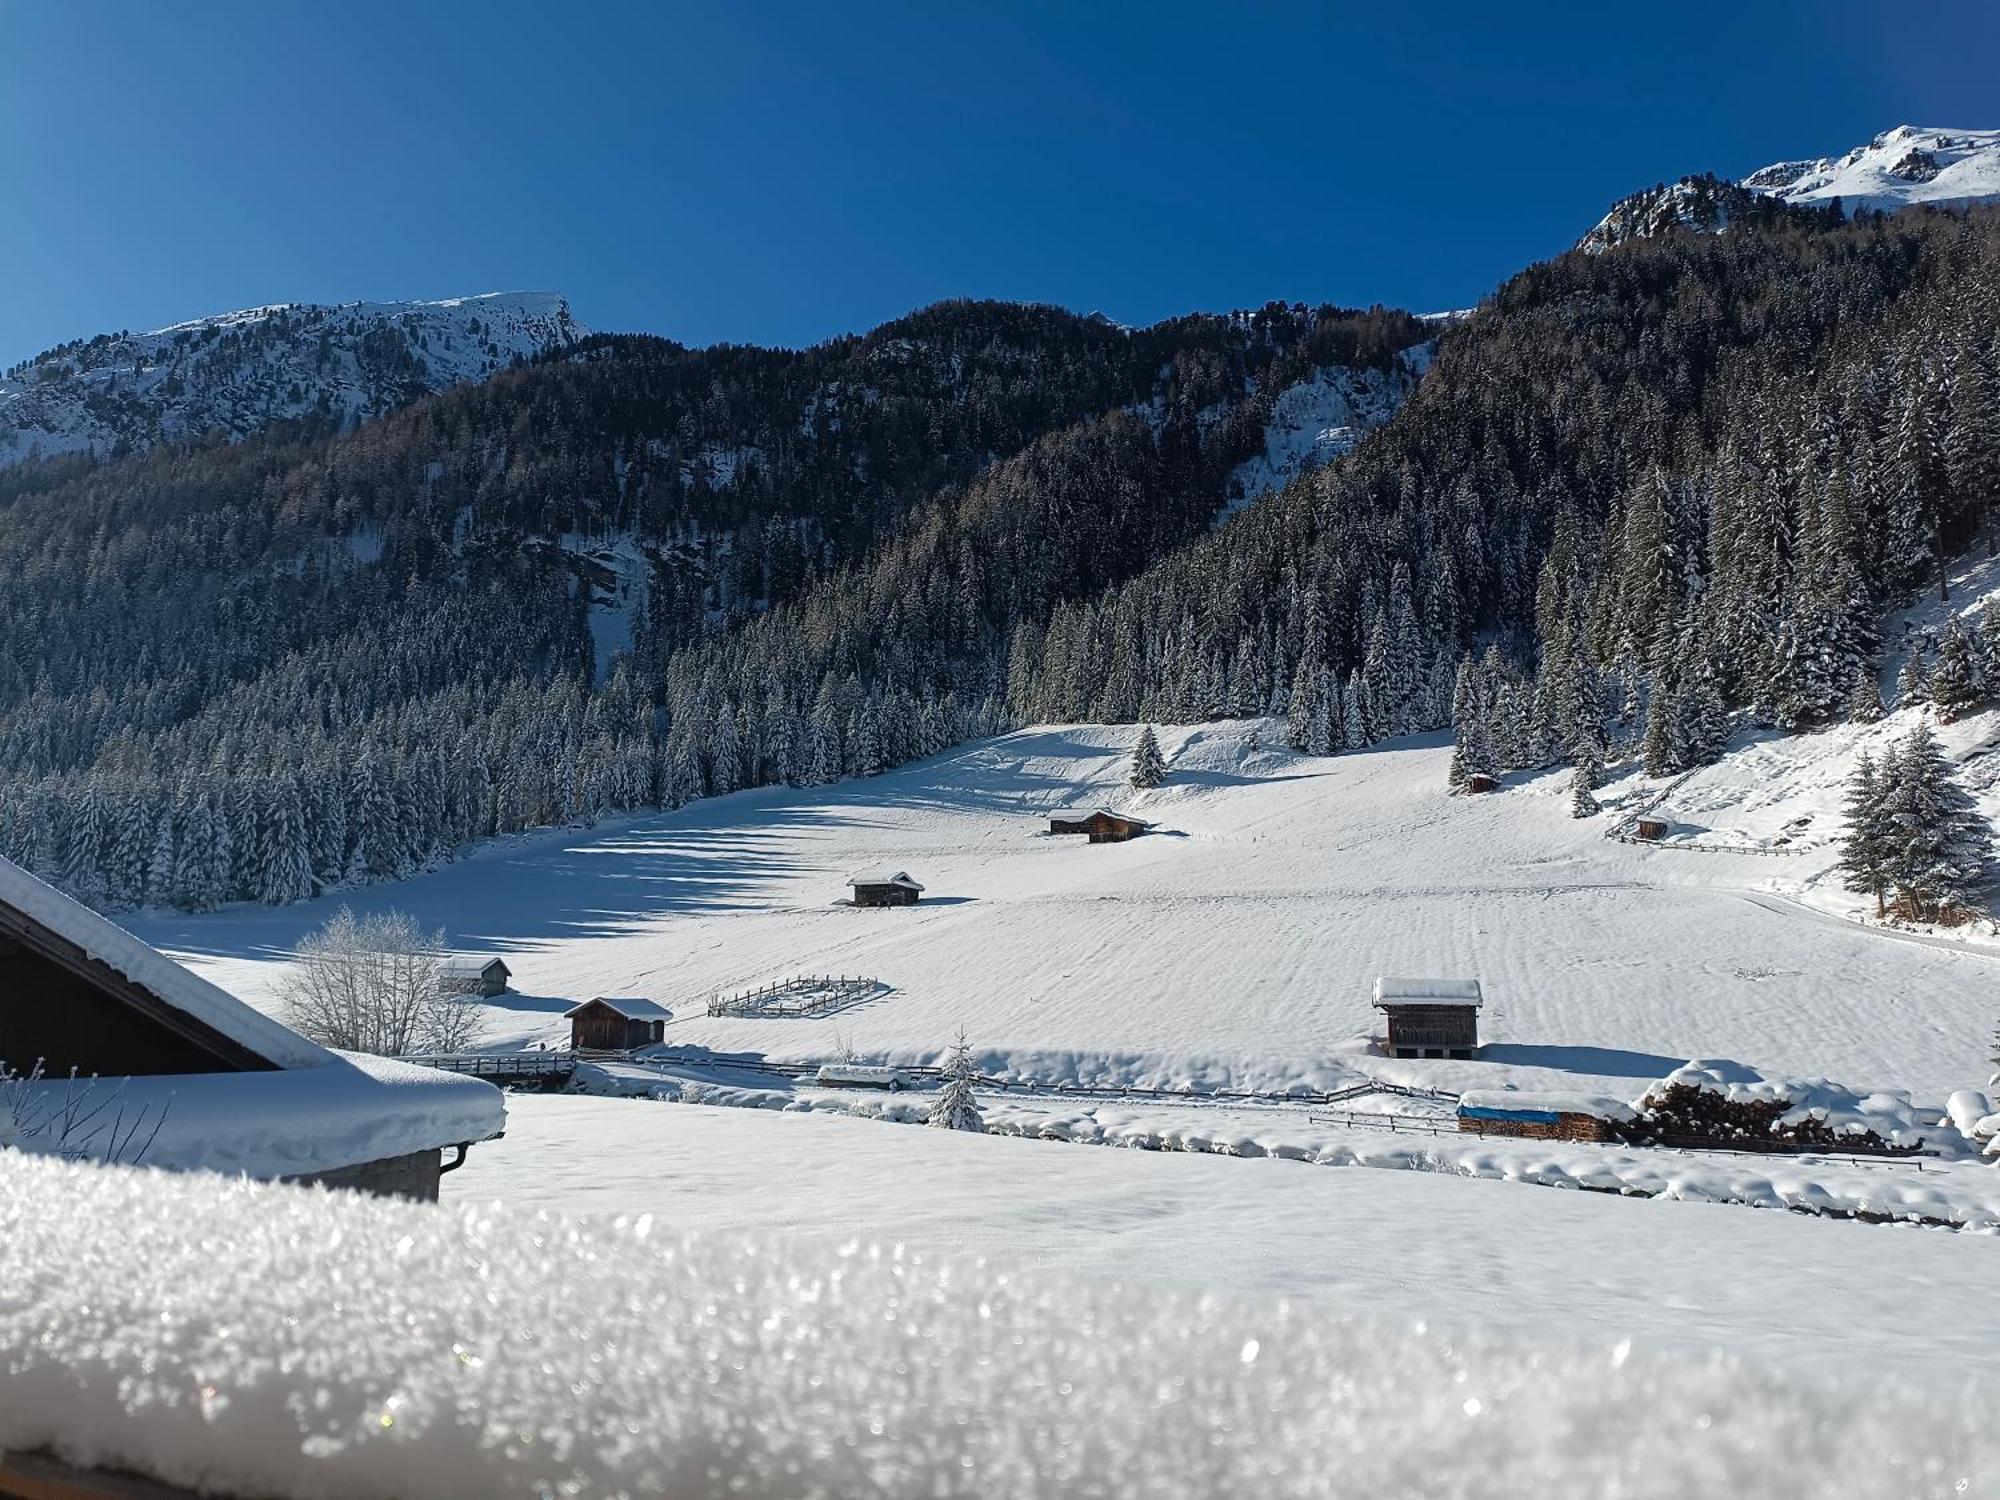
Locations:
848;871;925;907
1372;976;1482;1059
438;955;512;997
1633;817;1669;841
1463;773;1499;795
566;996;671;1051
0;856;502;1200
1048;808;1156;843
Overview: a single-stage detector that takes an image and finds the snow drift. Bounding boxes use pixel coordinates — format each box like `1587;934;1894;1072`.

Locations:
1;1151;1993;1500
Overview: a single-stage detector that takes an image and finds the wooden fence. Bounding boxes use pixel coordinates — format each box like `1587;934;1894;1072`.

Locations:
401;1050;577;1081
707;976;883;1019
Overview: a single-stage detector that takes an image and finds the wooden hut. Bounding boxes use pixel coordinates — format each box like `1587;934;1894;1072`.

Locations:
1048;808;1156;842
1463;773;1499;795
437;955;512;997
1633;817;1669;841
0;855;503;1200
565;996;671;1051
1371;976;1482;1059
848;871;925;907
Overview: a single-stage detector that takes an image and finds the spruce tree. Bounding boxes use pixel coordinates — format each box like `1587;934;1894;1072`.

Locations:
1836;753;1892;917
1881;723;1994;922
1130;725;1166;789
1896;647;1933;710
1845;662;1884;724
927;1032;984;1132
1568;752;1602;819
1929;621;1982;724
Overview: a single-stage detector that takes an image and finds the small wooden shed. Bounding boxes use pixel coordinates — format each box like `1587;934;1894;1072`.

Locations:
1633;817;1669;841
438;955;511;997
1463;773;1499;795
848;871;925;907
1048;808;1156;842
565;996;670;1051
1372;976;1482;1059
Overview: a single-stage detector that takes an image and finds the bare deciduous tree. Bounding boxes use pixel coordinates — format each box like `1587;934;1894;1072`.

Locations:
279;907;486;1056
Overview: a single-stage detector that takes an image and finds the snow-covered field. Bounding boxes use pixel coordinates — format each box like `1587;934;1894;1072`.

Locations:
454;1094;2000;1374
136;709;2000;1107
114;615;2000;1377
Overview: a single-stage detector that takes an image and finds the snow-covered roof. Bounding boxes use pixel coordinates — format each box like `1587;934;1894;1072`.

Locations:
567;996;672;1022
848;870;925;890
3;1051;506;1178
1057;807;1155;826
438;954;509;978
2;1148;1977;1500
1371;976;1482;1008
0;855;331;1070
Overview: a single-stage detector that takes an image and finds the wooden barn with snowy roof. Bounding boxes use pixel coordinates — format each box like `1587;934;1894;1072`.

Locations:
437;954;511;997
564;996;671;1051
1372;976;1483;1059
1048;808;1156;843
847;871;925;907
0;856;504;1199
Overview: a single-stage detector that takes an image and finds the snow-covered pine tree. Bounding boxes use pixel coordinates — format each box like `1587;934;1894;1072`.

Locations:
1671;660;1729;767
1881;723;1994;922
1836;752;1892;917
1929;620;1982;724
1641;677;1675;777
1568;751;1602;818
927;1031;984;1132
1896;646;1933;709
1130;725;1166;789
1844;662;1884;723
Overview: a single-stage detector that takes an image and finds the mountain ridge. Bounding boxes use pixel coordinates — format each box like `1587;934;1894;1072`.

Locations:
1580;124;2000;253
0;290;585;467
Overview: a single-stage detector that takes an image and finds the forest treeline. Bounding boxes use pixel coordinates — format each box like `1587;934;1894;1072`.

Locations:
0;297;1421;906
7;202;2000;912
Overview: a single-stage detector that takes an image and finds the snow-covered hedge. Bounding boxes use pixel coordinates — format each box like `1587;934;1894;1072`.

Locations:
2;1152;1995;1499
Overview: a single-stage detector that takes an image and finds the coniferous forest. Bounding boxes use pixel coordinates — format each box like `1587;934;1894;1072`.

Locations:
4;202;1999;911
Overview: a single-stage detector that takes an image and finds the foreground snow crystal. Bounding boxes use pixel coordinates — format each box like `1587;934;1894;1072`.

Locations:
0;1151;1992;1499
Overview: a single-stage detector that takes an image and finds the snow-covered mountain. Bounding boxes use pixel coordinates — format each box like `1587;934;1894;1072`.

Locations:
1743;125;2000;215
0;291;586;467
1581;125;2000;253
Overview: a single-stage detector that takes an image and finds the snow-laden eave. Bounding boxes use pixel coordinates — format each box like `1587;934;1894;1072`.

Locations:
6;1052;505;1178
0;856;331;1071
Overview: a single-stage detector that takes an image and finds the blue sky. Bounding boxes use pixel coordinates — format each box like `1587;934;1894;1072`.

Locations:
3;2;1997;365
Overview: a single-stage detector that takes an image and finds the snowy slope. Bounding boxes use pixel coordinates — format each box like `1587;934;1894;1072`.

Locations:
1219;347;1429;519
1744;125;2000;215
132;715;2000;1107
0;290;585;467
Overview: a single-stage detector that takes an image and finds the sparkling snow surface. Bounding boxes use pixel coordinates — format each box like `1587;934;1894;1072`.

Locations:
3;1148;1995;1500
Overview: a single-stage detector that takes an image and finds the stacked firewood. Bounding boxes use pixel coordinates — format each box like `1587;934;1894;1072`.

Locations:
1626;1082;1911;1155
